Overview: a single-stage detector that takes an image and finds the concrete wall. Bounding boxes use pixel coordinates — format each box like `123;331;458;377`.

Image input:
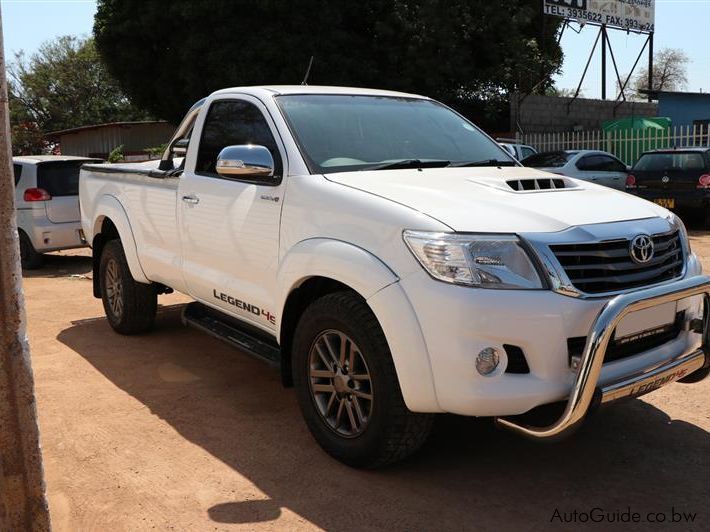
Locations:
511;94;658;134
657;93;710;127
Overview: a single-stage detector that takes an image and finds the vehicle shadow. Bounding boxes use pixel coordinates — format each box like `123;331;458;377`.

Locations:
23;251;92;279
57;308;710;531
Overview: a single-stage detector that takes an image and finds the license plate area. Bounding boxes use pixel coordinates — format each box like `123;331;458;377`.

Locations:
653;198;675;209
615;301;678;340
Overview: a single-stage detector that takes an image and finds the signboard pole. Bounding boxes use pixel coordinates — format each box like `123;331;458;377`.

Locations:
601;24;607;100
0;6;52;531
648;32;654;102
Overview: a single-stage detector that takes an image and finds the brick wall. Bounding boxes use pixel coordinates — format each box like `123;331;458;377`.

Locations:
511;94;658;134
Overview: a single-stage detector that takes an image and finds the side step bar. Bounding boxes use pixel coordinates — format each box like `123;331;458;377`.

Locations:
182;302;281;366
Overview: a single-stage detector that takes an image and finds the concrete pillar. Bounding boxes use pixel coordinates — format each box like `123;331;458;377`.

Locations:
0;7;51;531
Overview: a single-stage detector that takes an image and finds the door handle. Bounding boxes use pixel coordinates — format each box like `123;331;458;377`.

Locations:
182;195;199;205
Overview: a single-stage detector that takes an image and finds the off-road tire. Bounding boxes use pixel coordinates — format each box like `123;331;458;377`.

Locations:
19;230;44;269
292;291;434;468
99;239;157;335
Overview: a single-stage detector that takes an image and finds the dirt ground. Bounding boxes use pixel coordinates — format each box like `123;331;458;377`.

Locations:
22;232;710;531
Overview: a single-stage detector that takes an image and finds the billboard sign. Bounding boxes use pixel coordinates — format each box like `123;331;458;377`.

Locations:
543;0;655;33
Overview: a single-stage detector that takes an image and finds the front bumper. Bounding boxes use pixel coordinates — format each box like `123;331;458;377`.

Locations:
396;261;706;417
495;275;710;440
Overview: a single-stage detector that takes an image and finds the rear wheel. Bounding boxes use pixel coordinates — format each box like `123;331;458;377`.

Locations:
99;239;157;335
292;291;433;468
18;231;44;269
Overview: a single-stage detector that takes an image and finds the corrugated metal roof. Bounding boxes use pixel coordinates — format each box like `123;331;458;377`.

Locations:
45;121;171;138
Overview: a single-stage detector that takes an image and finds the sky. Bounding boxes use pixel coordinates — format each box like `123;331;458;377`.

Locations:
1;0;709;99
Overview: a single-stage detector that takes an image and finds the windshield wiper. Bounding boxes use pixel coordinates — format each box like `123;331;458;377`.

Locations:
449;159;518;168
364;159;451;171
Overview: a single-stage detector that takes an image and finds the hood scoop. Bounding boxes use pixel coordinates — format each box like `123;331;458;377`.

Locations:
468;176;580;193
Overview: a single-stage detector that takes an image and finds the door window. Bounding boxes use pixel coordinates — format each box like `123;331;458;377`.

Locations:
520;146;536;160
577;155;624;172
195;100;282;179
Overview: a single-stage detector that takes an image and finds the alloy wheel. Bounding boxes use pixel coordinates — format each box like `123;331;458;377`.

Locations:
308;329;373;437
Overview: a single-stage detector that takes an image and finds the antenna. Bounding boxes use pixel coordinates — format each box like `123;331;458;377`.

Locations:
301;56;314;86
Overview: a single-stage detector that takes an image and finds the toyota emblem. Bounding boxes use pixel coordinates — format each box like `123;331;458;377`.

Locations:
630;235;654;264
662;175;670;184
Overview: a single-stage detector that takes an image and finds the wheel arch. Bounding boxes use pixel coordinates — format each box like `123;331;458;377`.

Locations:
90;196;149;297
276;238;439;411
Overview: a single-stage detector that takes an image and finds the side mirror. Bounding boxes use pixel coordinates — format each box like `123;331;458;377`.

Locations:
216;145;274;178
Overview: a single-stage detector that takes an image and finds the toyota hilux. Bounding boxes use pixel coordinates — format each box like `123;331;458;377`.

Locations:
80;86;710;468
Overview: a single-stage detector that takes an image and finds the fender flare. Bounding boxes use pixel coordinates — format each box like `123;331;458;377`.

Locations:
276;238;441;413
91;195;149;284
276;239;398;329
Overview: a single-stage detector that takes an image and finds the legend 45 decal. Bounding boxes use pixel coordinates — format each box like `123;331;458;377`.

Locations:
213;289;276;325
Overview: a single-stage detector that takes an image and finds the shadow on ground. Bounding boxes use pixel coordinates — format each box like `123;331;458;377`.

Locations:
23;251;92;279
57;308;710;531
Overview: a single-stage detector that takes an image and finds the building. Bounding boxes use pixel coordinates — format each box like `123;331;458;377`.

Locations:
642;90;710;128
45;121;175;161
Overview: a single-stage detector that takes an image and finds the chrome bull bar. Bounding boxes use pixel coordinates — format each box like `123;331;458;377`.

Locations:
495;275;710;440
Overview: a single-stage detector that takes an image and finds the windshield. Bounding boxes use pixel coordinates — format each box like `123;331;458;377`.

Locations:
634;152;708;172
522;151;573;168
276;94;515;174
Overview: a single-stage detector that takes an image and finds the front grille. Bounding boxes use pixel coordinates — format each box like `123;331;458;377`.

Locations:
567;311;685;364
550;231;684;294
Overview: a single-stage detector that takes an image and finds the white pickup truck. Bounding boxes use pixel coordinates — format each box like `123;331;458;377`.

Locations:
80;86;710;468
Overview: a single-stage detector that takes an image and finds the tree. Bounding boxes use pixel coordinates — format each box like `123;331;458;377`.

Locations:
634;48;689;94
8;36;150;154
94;0;562;130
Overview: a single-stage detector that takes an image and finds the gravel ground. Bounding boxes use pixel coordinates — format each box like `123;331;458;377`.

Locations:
23;234;710;531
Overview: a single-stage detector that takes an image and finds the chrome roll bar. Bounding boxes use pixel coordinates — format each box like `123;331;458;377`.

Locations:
495;275;710;440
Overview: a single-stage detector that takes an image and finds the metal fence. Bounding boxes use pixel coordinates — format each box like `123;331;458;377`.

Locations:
520;125;710;166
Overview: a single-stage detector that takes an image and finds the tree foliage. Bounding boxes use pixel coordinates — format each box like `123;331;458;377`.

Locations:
634;48;689;94
8;36;149;154
94;0;562;129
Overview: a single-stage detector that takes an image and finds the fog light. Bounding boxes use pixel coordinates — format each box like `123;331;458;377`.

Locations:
476;347;501;376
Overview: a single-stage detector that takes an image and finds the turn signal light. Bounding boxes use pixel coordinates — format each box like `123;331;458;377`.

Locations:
697;174;710;189
625;174;637;189
23;188;52;201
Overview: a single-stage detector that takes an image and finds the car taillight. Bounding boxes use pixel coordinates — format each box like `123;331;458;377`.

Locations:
23;188;52;201
697;175;710;189
625;174;636;189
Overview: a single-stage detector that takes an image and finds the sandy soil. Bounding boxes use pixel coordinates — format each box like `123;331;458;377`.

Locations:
23;238;710;531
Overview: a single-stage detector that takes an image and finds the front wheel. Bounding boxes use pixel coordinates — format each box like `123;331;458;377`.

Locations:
292;291;433;468
99;239;157;335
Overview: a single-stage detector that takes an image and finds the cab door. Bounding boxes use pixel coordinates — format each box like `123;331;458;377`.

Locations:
178;96;287;332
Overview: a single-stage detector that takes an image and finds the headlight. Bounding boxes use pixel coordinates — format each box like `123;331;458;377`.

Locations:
669;213;691;252
403;231;544;289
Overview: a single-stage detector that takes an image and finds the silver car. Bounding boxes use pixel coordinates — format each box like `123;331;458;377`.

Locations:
522;150;630;190
13;155;101;268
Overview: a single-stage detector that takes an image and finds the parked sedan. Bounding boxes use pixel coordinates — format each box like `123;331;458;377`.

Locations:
626;147;710;219
13;155;101;268
522;150;629;190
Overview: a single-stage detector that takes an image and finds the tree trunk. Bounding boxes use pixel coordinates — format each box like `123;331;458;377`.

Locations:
0;7;52;531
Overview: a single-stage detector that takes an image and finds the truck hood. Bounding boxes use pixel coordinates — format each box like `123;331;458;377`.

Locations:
325;167;668;233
